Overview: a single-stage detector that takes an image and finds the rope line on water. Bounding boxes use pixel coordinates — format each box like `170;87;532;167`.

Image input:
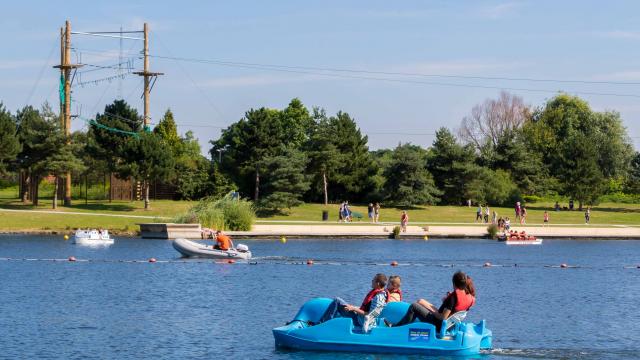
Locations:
0;257;637;269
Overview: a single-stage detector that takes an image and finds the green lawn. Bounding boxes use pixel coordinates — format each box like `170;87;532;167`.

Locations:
258;202;640;226
1;184;639;232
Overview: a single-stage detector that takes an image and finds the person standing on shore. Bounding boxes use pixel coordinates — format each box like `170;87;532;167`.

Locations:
585;207;591;224
492;211;497;225
484;206;490;224
515;202;521;222
400;211;409;232
476;204;483;222
520;207;527;225
543;211;549;226
374;202;381;223
368;203;374;223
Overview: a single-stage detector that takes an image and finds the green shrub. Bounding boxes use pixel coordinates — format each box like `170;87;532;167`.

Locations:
599;192;640;204
174;194;255;231
487;224;499;239
392;226;401;239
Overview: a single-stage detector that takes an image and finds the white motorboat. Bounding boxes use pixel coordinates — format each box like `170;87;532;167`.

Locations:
172;238;252;260
73;229;114;245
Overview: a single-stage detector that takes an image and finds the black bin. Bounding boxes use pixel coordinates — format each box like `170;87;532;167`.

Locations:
322;210;329;221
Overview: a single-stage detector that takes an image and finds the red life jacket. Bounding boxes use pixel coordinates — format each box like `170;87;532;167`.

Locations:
453;289;475;312
360;288;386;312
386;288;403;302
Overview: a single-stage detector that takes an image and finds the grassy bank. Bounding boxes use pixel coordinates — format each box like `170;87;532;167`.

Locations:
2;185;640;232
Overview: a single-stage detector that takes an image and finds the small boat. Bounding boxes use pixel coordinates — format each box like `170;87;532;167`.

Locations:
273;298;492;356
505;238;543;245
172;238;252;260
73;229;113;245
498;231;543;245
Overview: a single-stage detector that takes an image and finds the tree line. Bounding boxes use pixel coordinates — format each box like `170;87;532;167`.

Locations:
0;92;637;212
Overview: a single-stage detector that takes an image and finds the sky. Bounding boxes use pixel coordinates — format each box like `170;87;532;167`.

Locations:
2;0;640;154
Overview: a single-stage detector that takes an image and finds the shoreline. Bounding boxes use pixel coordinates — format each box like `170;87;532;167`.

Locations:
2;224;640;240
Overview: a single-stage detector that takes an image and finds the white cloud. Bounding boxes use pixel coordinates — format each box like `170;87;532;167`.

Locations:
200;74;323;88
480;2;521;19
391;60;528;75
0;60;47;70
591;71;640;81
598;30;640;40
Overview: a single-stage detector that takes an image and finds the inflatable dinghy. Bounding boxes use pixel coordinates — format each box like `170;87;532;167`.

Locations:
172;238;252;260
273;298;492;356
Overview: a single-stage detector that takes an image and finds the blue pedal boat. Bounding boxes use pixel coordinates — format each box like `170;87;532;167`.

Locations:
273;298;492;356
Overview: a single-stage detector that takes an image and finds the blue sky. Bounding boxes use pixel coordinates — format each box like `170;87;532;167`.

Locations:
2;1;640;152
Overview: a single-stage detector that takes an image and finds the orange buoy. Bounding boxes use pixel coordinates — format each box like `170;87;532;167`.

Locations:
227;259;235;264
390;261;398;267
148;258;157;263
306;259;314;265
483;262;492;267
68;256;76;262
560;263;568;268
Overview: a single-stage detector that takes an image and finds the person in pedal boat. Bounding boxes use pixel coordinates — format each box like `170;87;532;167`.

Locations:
319;273;388;332
214;230;234;251
388;271;475;332
386;275;403;302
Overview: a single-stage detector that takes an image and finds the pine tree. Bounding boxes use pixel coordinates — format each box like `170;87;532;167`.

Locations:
383;144;440;206
0;103;20;174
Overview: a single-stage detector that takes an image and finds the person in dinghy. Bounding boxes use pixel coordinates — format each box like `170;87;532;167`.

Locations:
319;273;388;332
214;230;234;251
387;271;475;332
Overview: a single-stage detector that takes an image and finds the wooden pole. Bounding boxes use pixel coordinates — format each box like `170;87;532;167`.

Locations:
143;23;150;130
63;20;72;206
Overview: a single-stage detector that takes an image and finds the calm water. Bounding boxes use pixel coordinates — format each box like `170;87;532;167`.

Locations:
0;235;639;359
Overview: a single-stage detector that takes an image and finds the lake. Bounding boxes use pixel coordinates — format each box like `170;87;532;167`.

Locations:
0;235;638;359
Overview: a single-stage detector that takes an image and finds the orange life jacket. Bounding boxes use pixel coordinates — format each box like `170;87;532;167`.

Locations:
215;234;232;250
386;288;403;302
453;289;475;312
360;288;386;312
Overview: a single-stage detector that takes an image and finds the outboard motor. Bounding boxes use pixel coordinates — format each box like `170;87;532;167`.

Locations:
236;244;249;253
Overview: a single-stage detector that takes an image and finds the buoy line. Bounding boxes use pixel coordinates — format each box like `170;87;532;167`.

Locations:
0;257;636;269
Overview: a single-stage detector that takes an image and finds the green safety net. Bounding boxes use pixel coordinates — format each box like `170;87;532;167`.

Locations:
85;118;140;138
59;74;65;104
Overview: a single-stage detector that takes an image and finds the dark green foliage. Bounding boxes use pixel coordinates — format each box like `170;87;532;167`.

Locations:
211;99;312;200
153;109;180;152
383;144;440;206
526;94;633;205
87;100;142;175
487;223;499;239
625;152;640;194
16;105;59;171
0;103;20;173
121;132;175;208
426;128;477;205
257;148;310;213
465;168;518;206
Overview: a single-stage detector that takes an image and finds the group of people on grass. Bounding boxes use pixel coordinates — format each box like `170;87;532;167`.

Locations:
320;271;475;333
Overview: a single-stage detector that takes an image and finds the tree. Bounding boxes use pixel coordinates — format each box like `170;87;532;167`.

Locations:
173;131;214;200
211;99;312;201
490;129;549;195
426;128;477;205
15;105;60;205
87;99;143;176
526;94;633;206
322;111;378;202
383;144;440;206
305;108;344;205
257;148;310;213
34;143;86;209
464;168;517;206
459;91;529;151
0;103;20;174
625;152;640;194
121;132;174;209
153;109;181;153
